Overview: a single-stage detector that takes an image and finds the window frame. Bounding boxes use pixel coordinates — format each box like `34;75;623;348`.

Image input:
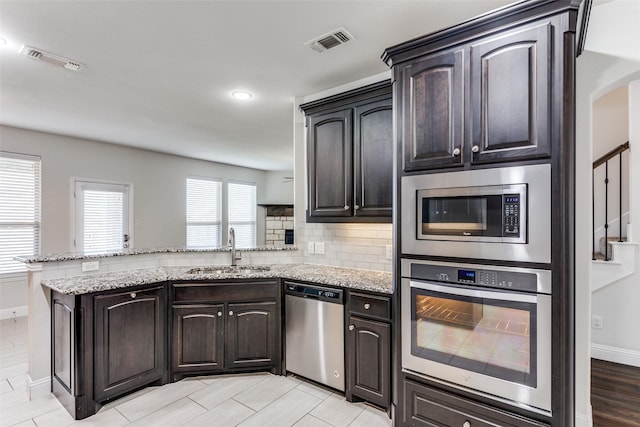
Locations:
0;151;41;276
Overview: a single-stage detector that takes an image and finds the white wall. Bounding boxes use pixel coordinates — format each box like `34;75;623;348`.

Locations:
260;171;294;205
591;80;640;365
0;125;293;311
293;71;393;272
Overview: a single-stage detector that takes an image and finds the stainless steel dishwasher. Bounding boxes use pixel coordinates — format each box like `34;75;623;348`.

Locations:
284;281;345;391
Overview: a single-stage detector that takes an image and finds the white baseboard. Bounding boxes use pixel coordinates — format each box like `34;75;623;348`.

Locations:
575;408;593;427
27;374;51;399
591;343;640;367
0;305;28;320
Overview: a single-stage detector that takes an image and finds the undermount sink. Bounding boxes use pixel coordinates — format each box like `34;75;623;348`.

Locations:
187;265;271;275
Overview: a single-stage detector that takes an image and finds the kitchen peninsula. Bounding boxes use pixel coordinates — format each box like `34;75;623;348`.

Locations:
18;246;392;419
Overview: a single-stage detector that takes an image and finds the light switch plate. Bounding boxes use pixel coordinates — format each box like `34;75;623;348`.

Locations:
308;242;315;254
82;261;100;272
315;242;325;255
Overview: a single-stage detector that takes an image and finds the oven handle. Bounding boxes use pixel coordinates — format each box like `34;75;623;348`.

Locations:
409;280;538;303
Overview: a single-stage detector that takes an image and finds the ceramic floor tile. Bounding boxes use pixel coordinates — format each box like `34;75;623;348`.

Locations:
292;414;333;427
188;374;268;410
67;408;130;427
0;379;13;394
116;379;207;422
310;394;365;427
238;388;322;427
183;398;255;427
0;393;63;426
0;363;28;380
294;381;334;400
99;386;157;413
127;397;205;427
0;389;29;410
233;374;300;411
7;374;27;392
5;419;36;427
348;406;391;427
31;406;75;427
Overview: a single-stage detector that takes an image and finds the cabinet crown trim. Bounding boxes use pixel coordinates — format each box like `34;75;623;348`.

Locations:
299;80;391;115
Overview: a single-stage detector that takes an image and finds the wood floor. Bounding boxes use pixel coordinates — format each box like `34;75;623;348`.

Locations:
591;358;640;427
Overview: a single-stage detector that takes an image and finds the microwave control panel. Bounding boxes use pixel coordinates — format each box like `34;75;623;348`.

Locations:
411;263;538;292
503;194;520;236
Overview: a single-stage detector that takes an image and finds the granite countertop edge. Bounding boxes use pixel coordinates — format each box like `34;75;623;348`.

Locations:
16;245;298;264
41;264;393;296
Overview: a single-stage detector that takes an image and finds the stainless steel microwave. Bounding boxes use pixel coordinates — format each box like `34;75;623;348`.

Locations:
401;164;551;263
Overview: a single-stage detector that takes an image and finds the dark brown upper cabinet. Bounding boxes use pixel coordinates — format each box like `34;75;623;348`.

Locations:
387;17;555;173
301;81;393;223
400;49;464;171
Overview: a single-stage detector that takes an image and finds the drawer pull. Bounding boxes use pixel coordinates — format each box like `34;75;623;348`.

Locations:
349;325;355;331
364;303;371;310
229;310;234;316
463;421;471;427
130;292;136;299
344;205;350;210
217;311;223;317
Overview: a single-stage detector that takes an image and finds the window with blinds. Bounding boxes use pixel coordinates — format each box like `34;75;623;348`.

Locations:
228;181;256;248
0;152;41;274
186;177;222;247
75;181;129;255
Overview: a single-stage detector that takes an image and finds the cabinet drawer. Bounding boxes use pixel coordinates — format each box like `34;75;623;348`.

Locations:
348;292;391;321
404;379;548;427
173;281;278;303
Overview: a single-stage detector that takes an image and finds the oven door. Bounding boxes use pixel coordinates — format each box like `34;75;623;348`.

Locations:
401;278;551;413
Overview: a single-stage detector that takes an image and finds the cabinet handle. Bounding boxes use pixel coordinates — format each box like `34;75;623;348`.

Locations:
354;205;360;210
349;325;355;331
217;311;222;317
130;292;136;299
463;421;471;427
364;303;371;310
344;205;350;210
229;310;234;316
453;148;461;156
472;145;480;153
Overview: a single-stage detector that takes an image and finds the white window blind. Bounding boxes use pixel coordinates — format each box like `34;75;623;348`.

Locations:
76;182;129;255
0;152;41;274
228;181;256;248
187;178;222;247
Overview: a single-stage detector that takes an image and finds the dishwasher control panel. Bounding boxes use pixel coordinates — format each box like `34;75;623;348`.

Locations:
284;282;343;303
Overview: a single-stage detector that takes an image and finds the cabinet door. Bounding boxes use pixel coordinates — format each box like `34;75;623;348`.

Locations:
307;109;353;219
226;301;279;370
354;98;393;218
347;316;390;408
401;49;464;172
94;286;165;402
470;22;552;163
172;304;224;375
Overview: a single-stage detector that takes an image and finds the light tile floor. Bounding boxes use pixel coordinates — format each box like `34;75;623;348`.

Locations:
0;317;391;427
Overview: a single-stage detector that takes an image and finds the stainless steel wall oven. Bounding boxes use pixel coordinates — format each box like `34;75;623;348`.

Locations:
401;164;551;263
401;259;552;413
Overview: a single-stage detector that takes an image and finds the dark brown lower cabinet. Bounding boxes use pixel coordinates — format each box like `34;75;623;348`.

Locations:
347;316;390;408
170;280;281;379
403;379;549;427
346;290;392;410
172;304;225;373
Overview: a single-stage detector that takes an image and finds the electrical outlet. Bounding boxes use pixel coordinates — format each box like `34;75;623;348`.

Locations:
81;261;100;272
386;245;393;260
591;315;603;329
307;242;315;254
315;242;325;255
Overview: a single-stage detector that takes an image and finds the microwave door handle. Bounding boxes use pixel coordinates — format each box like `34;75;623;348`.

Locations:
409;280;537;303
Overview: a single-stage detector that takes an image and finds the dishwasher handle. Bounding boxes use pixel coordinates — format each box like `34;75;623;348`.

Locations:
284;282;344;304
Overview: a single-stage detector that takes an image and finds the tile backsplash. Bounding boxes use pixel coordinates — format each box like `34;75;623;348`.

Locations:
297;222;392;272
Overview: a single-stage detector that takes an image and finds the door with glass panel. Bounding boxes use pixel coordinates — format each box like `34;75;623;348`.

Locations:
75;181;130;255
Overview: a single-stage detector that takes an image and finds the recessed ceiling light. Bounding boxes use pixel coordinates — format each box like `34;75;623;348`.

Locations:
231;90;253;101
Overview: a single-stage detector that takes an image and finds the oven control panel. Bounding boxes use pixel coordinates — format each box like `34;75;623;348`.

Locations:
411;263;538;292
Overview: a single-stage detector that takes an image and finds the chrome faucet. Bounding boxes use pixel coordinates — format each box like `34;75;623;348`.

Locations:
228;227;241;266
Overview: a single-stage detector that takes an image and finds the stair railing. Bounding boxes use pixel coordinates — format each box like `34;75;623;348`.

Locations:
592;141;630;260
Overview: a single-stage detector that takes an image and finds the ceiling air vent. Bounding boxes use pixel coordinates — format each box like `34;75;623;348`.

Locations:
19;45;83;72
305;28;354;53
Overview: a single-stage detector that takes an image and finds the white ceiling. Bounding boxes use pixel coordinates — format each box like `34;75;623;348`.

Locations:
0;0;517;171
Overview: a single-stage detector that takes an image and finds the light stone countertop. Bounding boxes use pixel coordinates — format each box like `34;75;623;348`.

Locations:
15;245;298;264
42;263;393;296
